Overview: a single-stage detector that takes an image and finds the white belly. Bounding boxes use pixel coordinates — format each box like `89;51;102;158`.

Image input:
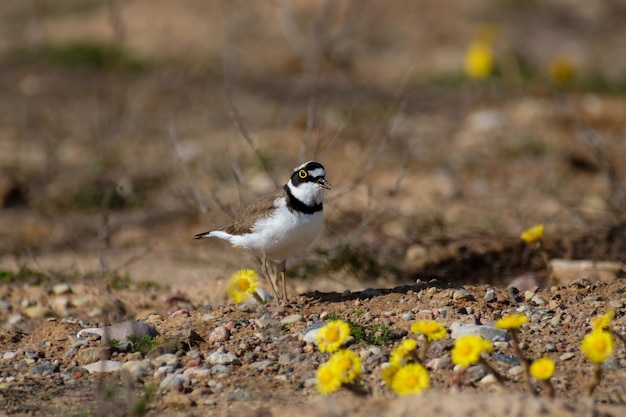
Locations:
231;208;323;261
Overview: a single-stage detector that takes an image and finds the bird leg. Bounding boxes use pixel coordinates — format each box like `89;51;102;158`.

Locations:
277;260;288;305
260;256;280;305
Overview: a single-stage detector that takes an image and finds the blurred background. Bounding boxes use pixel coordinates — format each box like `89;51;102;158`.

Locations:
1;0;626;304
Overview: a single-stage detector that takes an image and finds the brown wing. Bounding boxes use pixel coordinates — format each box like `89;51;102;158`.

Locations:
223;189;284;235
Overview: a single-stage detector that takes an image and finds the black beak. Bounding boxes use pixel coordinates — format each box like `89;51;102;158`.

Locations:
317;178;331;190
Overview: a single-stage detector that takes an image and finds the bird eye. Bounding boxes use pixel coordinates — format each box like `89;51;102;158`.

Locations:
298;169;308;178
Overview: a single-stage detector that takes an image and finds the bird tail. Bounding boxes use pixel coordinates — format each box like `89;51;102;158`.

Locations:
194;231;214;239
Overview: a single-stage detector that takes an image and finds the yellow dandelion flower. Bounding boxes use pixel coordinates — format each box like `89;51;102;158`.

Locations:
495;313;528;330
316;320;351;353
581;329;614;364
390;339;418;367
391;363;430;396
464;41;494;80
381;363;399;386
530;357;555;381
592;310;615;332
549;57;576;86
315;362;342;395
410;320;447;341
328;349;362;383
451;335;493;368
521;224;544;243
226;269;259;303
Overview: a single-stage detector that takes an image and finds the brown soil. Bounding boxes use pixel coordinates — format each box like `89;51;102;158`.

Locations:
1;1;626;416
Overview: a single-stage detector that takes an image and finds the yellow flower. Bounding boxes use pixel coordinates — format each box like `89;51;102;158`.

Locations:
315;362;342;395
411;320;447;341
226;269;259;303
495;313;528;330
464;41;494;80
530;357;555;381
521;224;544;243
581;329;614;363
592;310;615;331
316;320;351;353
381;363;399;386
549;57;576;86
391;363;430;396
390;339;418;367
451;335;493;368
328;350;362;383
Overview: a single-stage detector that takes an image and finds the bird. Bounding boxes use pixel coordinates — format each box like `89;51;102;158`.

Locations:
194;161;331;305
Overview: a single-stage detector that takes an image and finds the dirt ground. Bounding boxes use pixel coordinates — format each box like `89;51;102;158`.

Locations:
1;1;626;416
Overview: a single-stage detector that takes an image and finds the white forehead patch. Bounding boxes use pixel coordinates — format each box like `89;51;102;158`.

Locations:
307;167;325;178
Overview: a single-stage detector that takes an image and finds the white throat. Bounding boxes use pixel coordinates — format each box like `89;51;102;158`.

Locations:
287;180;325;206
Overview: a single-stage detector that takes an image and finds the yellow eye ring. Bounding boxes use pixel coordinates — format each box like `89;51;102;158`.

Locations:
298;169;308;178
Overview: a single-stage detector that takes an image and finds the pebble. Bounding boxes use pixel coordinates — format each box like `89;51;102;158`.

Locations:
278;353;293;365
609;300;624;308
207;350;239;365
508;366;524;376
30;361;59;374
77;347;111;365
3;351;18;361
360;288;381;298
52;283;71;295
251;360;273;371
152;353;179;367
184;368;211;380
484;288;496;302
208;326;230;343
82;360;122;373
479;374;498;385
449;323;509;342
426;357;452;370
453;289;473;301
560;352;576;361
23;306;54;319
120;360;153;380
160;373;189;391
281;314;303;325
77;321;159;343
531;295;546;305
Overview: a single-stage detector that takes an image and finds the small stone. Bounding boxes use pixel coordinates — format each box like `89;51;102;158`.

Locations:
23;306;54;319
207;351;239;365
450;323;509;342
508;366;524;376
531;295;546;305
280;314;303;325
524;290;536;302
30;361;59;374
415;310;434;320
52;283;72;295
360;288;381;298
77;347;111;365
3;351;18;360
160;373;189;391
609;300;624;309
120;360;153;380
484;288;496;302
426;357;452;370
77;321;159;343
72;297;91;307
278;353;293;365
467;365;486;381
83;360;122;373
152;353;179;367
208;326;230;343
401;313;413;321
184;368;211;380
453;289;473;301
479;374;497;385
211;364;231;376
202;313;217;322
250;360;272;371
560;352;576;361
